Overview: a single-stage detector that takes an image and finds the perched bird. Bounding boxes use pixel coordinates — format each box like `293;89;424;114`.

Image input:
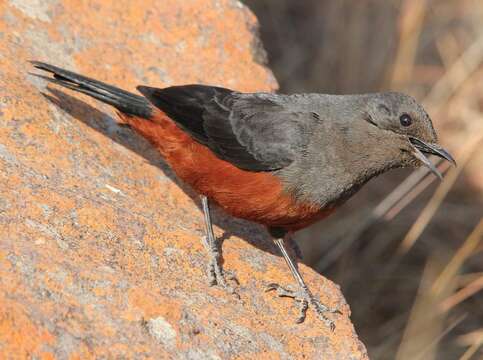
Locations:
31;61;455;329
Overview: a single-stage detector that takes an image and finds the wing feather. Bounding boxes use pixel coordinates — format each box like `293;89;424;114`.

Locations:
137;85;317;171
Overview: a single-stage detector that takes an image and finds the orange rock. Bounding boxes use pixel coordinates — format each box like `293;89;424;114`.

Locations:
0;0;367;358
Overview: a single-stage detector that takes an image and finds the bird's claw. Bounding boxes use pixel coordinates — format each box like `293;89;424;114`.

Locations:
202;236;239;297
265;283;341;329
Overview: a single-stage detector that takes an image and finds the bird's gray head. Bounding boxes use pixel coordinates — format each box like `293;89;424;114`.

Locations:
364;92;455;178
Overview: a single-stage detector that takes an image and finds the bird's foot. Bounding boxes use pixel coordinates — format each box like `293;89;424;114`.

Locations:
206;256;238;289
202;236;239;296
265;283;341;329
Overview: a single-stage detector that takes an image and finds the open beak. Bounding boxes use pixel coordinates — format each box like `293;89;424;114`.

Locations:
409;137;456;179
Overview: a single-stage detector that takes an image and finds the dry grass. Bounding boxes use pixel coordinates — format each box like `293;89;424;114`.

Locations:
243;0;483;359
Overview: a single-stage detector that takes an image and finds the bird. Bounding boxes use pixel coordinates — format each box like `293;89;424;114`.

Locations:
30;61;455;329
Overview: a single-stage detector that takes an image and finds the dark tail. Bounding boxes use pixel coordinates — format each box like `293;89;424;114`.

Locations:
30;61;152;118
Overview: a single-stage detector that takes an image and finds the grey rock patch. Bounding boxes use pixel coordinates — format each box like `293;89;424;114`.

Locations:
145;316;177;347
10;0;56;23
183;349;222;360
0;144;17;164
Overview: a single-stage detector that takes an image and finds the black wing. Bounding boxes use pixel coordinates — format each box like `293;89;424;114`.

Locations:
137;84;317;171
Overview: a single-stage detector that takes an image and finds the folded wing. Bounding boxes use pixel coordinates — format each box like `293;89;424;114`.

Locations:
138;85;317;171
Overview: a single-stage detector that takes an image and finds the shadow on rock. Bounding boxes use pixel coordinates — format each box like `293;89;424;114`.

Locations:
42;87;278;255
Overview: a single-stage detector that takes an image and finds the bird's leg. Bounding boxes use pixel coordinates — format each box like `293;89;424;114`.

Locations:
200;195;236;293
266;231;341;329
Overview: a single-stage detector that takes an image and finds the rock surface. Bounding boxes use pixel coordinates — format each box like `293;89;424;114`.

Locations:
0;0;367;358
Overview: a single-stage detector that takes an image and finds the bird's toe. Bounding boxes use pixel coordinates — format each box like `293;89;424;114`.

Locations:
206;257;239;298
266;283;340;328
265;283;298;298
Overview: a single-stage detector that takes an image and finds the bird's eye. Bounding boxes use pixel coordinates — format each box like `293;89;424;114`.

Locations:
400;114;412;127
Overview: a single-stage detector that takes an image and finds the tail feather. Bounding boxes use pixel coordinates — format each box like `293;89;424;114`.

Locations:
30;61;152;118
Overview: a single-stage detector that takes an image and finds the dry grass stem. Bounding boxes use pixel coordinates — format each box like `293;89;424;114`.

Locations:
398;136;483;254
458;339;482;360
432;220;483;296
425;33;483;107
389;0;429;87
395;255;464;360
457;329;483;347
440;276;483;313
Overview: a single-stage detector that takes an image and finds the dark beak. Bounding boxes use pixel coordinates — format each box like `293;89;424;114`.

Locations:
409;137;456;180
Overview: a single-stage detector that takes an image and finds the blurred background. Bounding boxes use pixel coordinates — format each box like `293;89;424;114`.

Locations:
243;1;482;359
